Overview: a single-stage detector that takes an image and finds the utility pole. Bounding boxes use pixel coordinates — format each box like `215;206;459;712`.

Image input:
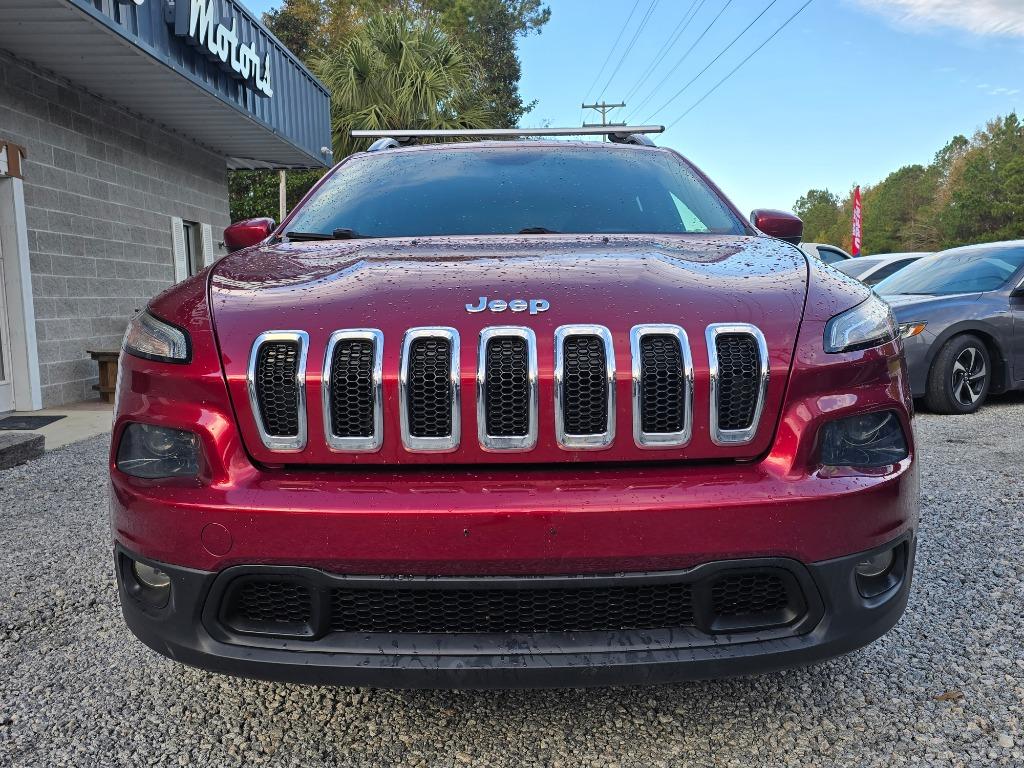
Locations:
581;101;626;141
278;169;287;223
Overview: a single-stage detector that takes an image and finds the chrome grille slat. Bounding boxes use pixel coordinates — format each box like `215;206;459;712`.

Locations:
246;331;309;452
477;327;538;451
554;325;616;450
400;327;461;453
630;325;693;448
706;324;769;446
322;329;383;452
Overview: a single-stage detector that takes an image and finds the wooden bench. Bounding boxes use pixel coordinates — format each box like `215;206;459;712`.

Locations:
87;349;120;404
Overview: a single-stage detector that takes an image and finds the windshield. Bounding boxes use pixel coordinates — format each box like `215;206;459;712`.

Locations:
285;146;746;239
875;246;1024;295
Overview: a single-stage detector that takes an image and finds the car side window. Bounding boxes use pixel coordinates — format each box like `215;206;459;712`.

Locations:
817;248;845;265
864;259;914;286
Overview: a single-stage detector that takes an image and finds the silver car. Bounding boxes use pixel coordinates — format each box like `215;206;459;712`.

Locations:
835;253;928;287
801;242;852;265
876;240;1024;414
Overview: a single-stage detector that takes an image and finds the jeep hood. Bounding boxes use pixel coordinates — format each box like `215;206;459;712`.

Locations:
210;234;808;465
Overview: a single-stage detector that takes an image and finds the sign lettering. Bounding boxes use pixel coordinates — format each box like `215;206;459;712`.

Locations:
174;0;274;98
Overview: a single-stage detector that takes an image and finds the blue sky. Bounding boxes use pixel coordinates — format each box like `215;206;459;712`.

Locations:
246;0;1024;213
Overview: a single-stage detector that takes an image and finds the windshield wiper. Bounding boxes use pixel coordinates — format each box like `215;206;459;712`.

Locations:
283;228;363;241
518;227;560;235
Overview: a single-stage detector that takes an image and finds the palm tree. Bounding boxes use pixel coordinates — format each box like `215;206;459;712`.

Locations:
314;12;494;160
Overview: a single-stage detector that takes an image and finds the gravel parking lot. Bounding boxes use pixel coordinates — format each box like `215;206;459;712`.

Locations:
2;398;1023;767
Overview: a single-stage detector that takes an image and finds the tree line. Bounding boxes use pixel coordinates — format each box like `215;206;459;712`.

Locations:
794;113;1024;256
230;0;550;222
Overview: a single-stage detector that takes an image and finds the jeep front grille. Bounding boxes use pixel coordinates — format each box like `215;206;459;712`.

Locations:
246;323;769;454
400;328;461;452
630;325;693;448
706;324;770;446
554;325;616;449
477;327;538;451
247;331;309;451
322;330;383;452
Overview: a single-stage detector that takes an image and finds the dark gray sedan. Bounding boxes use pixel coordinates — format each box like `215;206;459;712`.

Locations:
875;240;1024;414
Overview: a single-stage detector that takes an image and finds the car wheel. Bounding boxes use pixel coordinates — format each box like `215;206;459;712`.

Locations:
925;334;991;414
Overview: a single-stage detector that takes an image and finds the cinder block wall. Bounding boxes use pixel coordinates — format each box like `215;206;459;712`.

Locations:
0;50;231;407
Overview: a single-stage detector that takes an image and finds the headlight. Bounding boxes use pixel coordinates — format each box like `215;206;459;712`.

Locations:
824;295;897;353
819;411;908;468
116;423;200;478
123;310;190;363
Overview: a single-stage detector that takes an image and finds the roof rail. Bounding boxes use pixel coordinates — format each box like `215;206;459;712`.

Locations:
351;125;665;148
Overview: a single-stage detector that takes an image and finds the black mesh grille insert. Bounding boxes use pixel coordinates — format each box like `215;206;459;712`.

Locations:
710;573;789;617
484;337;530;437
561;335;608;435
639;335;686;434
217;569;805;638
407;337;453;438
329;339;375;438
715;334;761;431
255;341;300;437
231;580;312;624
329;582;694;634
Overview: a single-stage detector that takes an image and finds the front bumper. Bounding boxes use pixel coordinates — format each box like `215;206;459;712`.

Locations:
899;330;933;397
116;535;915;689
110;452;918;575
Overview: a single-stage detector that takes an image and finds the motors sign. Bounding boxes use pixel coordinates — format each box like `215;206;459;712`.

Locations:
173;0;274;98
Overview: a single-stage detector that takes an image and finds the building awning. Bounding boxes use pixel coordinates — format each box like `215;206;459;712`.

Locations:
0;0;333;169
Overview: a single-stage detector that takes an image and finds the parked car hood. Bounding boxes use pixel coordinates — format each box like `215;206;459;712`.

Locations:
881;292;982;317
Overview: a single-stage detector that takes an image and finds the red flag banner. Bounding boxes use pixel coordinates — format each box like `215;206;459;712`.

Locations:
851;185;862;256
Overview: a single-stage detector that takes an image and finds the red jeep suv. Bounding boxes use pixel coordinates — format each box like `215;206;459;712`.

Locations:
110;127;918;688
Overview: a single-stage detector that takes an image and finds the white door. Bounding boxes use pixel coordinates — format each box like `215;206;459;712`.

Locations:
0;235;14;412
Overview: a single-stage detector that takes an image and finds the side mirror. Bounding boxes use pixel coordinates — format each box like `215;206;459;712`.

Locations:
750;209;803;246
223;217;276;253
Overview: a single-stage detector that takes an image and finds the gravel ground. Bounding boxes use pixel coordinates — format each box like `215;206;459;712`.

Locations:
2;397;1023;767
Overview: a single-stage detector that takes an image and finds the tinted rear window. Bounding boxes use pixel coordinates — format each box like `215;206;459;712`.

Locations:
286;146;745;239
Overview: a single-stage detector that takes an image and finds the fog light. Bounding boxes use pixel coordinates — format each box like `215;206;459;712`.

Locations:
854;550;895;578
133;561;171;590
121;554;172;609
854;543;907;599
820;410;908;468
116;423;199;479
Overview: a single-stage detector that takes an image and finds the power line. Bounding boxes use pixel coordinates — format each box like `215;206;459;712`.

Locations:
621;0;703;104
581;0;643;108
595;0;662;103
643;0;780;123
628;0;735;120
666;0;817;129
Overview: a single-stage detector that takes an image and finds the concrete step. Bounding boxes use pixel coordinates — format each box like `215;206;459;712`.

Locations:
0;432;45;470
